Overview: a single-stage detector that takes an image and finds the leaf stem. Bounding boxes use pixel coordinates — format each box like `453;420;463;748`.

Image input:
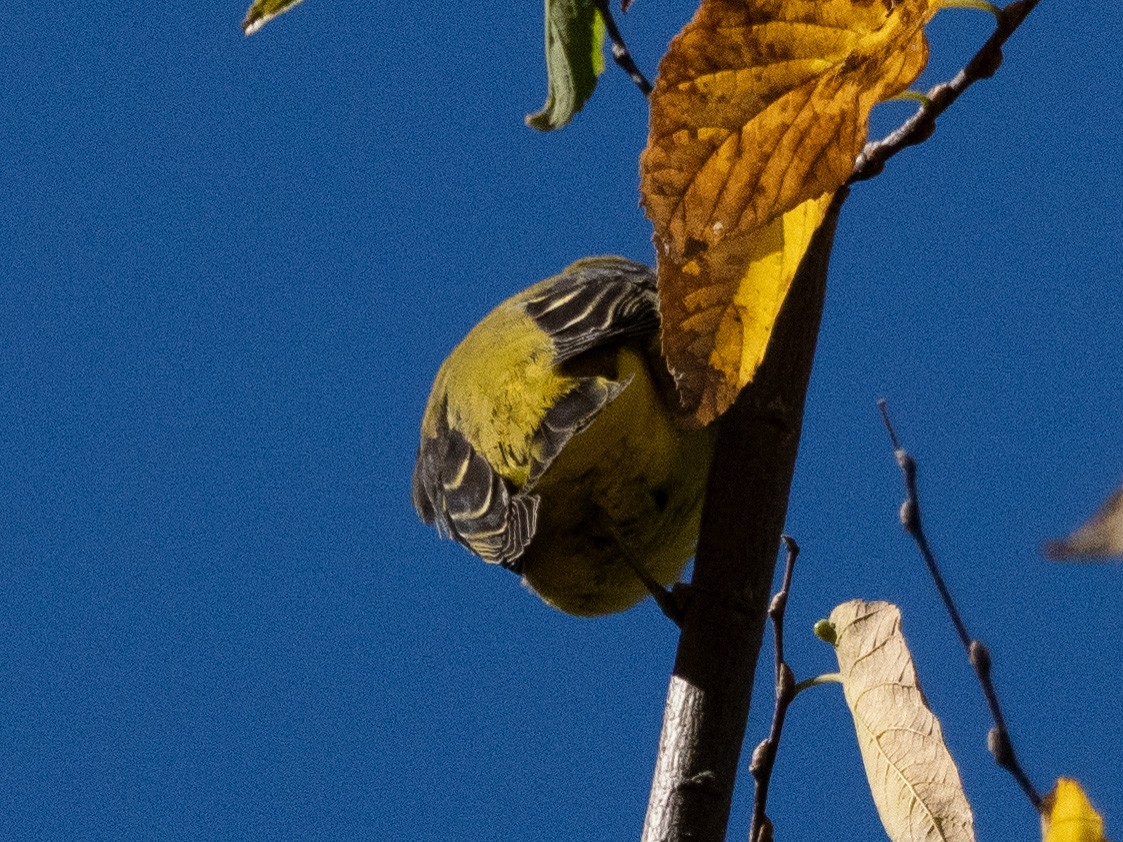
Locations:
793;673;841;693
939;0;1004;18
890;90;934;109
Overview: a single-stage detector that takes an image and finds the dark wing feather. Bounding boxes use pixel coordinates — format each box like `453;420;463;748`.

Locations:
526;375;629;486
412;258;658;569
412;421;538;570
522;258;658;363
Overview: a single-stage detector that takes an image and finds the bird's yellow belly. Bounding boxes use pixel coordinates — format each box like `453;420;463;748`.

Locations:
520;348;715;615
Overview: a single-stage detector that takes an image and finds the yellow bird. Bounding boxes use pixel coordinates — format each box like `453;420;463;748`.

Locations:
412;257;715;616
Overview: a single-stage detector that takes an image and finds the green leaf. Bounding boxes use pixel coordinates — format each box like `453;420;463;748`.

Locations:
242;0;306;35
526;0;606;131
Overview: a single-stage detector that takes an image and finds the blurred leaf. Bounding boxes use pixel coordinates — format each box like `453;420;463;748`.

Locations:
1044;484;1123;561
526;0;607;131
641;0;933;421
822;600;975;842
242;0;305;35
1041;779;1107;842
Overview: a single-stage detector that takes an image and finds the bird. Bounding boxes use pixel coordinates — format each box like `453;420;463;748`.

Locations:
411;256;715;616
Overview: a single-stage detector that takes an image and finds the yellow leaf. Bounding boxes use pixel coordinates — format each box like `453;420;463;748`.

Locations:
242;0;305;35
641;0;934;421
643;0;932;254
1042;779;1108;842
823;600;976;842
658;194;832;422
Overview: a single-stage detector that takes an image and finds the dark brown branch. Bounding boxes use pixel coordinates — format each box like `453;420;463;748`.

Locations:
637;4;1044;838
878;402;1043;811
641;192;847;842
593;0;653;95
748;537;800;842
851;0;1042;183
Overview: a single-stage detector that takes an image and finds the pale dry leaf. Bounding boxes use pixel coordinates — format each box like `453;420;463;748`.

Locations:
1044;484;1123;561
824;600;975;842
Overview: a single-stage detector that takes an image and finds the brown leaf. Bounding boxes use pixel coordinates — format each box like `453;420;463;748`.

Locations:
658;195;832;421
641;0;934;421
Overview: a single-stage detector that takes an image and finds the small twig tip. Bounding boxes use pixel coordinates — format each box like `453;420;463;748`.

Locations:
878;400;904;452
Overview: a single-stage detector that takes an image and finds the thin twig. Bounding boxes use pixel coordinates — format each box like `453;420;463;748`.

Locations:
878;403;972;651
748;537;800;842
593;0;653;95
851;0;1041;183
878;400;1043;810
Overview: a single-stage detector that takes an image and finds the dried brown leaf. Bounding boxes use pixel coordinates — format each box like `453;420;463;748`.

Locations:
641;0;934;421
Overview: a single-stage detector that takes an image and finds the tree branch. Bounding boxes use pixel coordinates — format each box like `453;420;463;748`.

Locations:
748;537;800;842
593;0;653;95
638;5;1043;838
641;191;847;842
879;402;1043;811
851;0;1042;183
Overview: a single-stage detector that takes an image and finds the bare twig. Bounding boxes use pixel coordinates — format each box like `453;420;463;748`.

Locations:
592;0;653;95
748;537;800;842
878;400;1043;810
851;0;1042;183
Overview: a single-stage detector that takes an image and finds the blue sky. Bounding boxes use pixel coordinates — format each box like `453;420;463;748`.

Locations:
2;2;1120;839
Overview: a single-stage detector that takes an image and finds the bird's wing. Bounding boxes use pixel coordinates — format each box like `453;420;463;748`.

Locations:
412;404;539;570
521;258;658;364
411;258;658;568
